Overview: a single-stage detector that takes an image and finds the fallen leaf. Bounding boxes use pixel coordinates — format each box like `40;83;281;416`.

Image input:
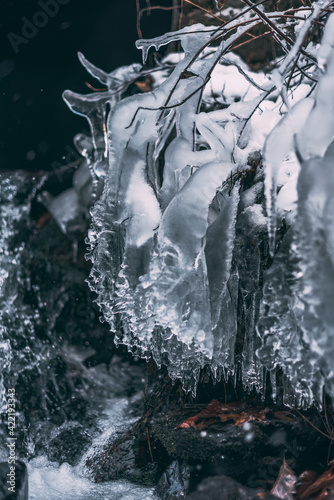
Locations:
299;461;334;499
177;399;269;430
295;470;318;498
271;458;297;500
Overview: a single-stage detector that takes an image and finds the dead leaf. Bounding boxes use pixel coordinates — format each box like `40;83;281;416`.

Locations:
271;458;297;500
295;470;318;498
177;399;269;430
299;461;334;499
134;76;153;92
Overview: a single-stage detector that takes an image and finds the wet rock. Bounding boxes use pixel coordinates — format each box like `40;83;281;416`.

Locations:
150;415;266;465
185;475;278;500
156;460;190;499
0;460;28;500
47;422;92;466
86;431;140;483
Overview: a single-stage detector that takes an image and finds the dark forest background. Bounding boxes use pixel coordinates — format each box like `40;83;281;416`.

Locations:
0;0;173;174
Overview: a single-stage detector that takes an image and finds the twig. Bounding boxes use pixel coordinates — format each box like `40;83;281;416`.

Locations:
139;4;180;18
146;427;155;463
227;30;271;52
85;82;108;92
211;0;273;35
179;0;184;30
183;0;225;22
136;0;143;39
293;407;334;441
125;76;210;129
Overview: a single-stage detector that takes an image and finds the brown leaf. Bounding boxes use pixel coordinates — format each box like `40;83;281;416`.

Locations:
299;461;334;499
177;399;225;429
177;399;268;430
295;470;318;498
271;459;297;500
134;76;153;92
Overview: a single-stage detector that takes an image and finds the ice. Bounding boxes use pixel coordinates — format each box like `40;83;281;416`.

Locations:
297;47;334;160
59;14;334;403
38;189;86;236
62;90;110;178
258;19;334;406
264;98;314;255
44;53;145;236
77;52;142;92
63;54;144;185
83;25;253;390
316;12;334;70
135;24;215;64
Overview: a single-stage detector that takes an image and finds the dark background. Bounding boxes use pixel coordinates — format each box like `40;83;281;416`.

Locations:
0;0;172;173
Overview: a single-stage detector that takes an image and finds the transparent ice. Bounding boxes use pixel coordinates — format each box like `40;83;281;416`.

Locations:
259;11;334;407
60;8;334;404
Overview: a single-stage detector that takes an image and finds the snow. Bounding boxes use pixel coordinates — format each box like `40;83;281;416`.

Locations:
204;56;268;103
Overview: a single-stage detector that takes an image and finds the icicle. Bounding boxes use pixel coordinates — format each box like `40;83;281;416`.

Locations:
78;52;142;92
136;24;215;64
316;12;334;71
62;90;109;179
297;37;334;160
264;98;313;256
206;183;240;374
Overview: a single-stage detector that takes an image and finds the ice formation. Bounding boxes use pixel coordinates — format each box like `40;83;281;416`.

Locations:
259;11;334;407
62;5;334;404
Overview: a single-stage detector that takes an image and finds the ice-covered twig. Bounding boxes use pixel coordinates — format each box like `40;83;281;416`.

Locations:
271;0;332;91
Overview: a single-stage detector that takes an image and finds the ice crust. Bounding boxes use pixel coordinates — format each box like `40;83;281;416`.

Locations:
62;11;334;404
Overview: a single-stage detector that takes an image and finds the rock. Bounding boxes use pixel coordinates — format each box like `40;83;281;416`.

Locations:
185;475;278;500
47;422;92;466
0;461;28;500
156;460;190;499
85;431;140;483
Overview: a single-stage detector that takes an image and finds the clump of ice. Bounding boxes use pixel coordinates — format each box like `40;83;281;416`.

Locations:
62;6;334;405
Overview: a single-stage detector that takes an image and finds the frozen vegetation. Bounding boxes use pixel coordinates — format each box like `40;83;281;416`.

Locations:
2;1;334;422
56;1;334;407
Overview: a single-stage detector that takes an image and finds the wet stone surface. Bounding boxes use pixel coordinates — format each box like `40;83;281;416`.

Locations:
185;475;279;500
